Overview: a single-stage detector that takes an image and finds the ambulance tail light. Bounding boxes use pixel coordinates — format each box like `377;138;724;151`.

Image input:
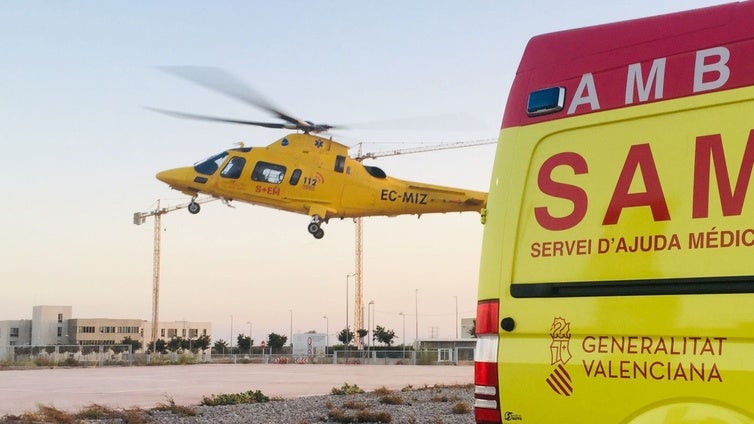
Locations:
474;299;501;423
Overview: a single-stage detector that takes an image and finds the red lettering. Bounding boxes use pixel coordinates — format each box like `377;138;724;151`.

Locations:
603;144;670;225
582;336;596;353
535;152;588;231
693;131;754;218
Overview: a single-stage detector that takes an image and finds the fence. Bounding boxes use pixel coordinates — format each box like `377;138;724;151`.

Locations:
0;346;475;368
0;345;133;367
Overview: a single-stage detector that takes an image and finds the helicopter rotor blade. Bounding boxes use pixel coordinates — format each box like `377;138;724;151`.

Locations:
145;107;296;129
158;66;311;129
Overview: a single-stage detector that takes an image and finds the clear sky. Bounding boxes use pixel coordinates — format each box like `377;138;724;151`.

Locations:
0;1;731;346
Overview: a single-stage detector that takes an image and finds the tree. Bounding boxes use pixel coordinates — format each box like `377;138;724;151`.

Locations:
121;336;142;353
213;339;228;354
237;334;253;353
267;333;287;352
357;328;368;343
194;334;211;352
337;328;354;345
373;325;397;347
154;339;168;354
167;336;185;352
179;337;191;351
468;319;476;338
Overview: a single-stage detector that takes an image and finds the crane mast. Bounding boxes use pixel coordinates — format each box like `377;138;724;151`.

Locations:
351;138;495;349
133;197;215;350
151;200;161;352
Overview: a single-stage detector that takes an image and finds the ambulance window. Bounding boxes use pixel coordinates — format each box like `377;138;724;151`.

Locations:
527;86;565;117
289;169;302;185
251;161;286;184
220;157;246;179
334;155;346;173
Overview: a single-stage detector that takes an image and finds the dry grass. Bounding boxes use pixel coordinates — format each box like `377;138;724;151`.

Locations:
378;394;404;405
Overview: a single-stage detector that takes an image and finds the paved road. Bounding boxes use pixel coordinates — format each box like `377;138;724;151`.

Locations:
0;364;472;415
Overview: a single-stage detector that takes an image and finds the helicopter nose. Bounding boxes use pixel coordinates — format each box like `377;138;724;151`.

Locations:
156;167;194;188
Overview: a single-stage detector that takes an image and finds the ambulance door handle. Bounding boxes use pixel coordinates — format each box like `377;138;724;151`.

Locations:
501;317;515;332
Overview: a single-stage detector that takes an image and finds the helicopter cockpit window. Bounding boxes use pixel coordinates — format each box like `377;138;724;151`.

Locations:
194;152;229;176
334;155;346;173
252;161;286;184
220;157;246;179
364;165;387;179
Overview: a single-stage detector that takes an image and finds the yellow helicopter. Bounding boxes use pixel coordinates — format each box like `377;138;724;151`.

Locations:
152;67;488;239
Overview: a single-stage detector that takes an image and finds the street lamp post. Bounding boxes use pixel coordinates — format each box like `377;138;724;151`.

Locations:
247;321;253;354
367;300;376;345
289;309;293;351
346;272;356;347
323;315;329;349
415;289;419;346
399;312;406;355
453;296;459;339
367;300;374;349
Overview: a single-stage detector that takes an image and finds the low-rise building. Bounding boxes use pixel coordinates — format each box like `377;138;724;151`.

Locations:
68;318;146;346
0;306;212;353
0;320;32;346
31;305;71;346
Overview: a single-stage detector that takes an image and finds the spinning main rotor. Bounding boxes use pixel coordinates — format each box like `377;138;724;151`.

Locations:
150;66;339;134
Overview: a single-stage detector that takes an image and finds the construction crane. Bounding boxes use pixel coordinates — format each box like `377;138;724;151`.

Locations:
133;196;216;351
350;138;496;349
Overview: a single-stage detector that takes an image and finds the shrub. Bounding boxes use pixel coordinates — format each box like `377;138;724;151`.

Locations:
153;396;197;417
431;395;450;403
331;382;365;395
373;386;392;395
451;401;471;414
326;408;392;423
34;356;53;367
342;400;367;410
35;405;74;423
201;390;270;406
62;357;80;367
73;404;116;420
355;410;392;423
378;394;404;405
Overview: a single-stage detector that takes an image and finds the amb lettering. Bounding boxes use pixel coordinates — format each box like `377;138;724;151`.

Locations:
567;46;730;115
535;131;754;231
380;189;428;205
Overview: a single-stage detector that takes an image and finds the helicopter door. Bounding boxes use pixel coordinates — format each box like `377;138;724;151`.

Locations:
220;157;245;179
217;156;246;197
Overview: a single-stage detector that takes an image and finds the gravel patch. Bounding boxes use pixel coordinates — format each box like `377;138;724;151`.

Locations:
75;384;474;424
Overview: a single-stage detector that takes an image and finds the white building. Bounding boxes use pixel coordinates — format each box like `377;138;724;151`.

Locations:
461;317;475;338
0;320;32;346
1;306;211;350
31;305;72;345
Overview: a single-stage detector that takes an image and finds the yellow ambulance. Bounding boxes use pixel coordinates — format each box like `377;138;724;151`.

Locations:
475;2;754;423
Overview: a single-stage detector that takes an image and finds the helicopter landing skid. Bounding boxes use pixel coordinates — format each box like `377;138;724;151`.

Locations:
187;198;201;214
307;215;325;239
